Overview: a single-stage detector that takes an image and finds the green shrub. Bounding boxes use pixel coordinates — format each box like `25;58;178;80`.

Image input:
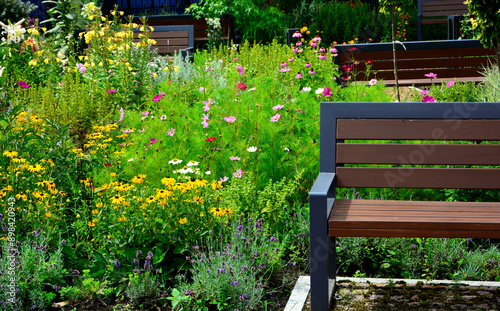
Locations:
0;0;37;24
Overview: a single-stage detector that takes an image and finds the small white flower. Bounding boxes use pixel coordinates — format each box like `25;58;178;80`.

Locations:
247;146;257;152
302;87;311;92
0;66;4;77
160;115;167;120
284;147;290;152
186;160;199;167
315;88;324;95
128;158;134;162
169;158;182;165
205;171;211;175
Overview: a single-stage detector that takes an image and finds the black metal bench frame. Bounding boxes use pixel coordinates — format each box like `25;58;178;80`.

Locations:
309;102;500;311
417;0;469;41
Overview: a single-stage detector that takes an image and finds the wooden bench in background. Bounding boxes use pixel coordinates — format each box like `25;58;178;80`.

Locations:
417;0;469;41
133;25;194;60
334;39;497;86
133;14;234;48
309;101;500;311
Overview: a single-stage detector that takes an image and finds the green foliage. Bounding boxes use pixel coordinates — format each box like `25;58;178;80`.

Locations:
13;74;116;141
0;0;37;24
478;65;500;102
466;0;500;50
175;217;282;310
0;230;66;311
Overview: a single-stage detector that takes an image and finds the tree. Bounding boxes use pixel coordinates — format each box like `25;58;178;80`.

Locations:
466;1;500;72
379;0;413;101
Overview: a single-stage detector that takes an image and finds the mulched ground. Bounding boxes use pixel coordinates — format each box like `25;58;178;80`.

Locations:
303;279;500;310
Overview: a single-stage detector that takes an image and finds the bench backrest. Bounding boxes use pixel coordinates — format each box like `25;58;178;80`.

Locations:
133;25;194;55
134;14;234;44
418;0;469;20
320;102;500;190
335;40;497;85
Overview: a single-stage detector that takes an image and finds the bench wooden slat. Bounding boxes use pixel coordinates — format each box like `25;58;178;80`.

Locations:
421;0;466;6
339;47;496;62
337;144;500;165
336;167;500;189
379;77;486;86
148;31;189;39
330;228;500;239
422;9;469;17
329;199;500;237
337;119;500;140
346;57;491;72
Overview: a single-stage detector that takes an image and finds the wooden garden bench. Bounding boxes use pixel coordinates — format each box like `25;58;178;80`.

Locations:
335;39;497;86
133;25;194;60
309;102;500;311
417;0;469;41
133;14;234;47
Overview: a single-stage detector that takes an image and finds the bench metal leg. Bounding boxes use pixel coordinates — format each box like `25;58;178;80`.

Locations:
310;206;336;310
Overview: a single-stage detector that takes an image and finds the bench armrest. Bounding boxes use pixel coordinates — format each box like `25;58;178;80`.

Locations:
181;47;194;62
310;173;336;219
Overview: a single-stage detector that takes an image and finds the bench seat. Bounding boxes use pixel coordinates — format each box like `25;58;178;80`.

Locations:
330;199;500;239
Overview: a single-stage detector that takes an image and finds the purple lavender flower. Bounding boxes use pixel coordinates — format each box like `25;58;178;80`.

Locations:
115;259;121;268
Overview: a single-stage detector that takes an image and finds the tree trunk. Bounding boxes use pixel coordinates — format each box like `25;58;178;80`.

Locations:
496;37;500;74
392;7;401;102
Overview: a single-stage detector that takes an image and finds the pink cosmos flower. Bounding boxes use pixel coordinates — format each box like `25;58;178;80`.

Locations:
273;104;284;110
236;65;244;75
234;58;237;61
206;136;216;142
199;87;206;92
107;88;117;93
279;67;291;73
295;72;303;79
137;128;145;133
146;138;157;145
323;87;332;97
167;128;175;137
270;114;281;122
202;113;210;121
230;156;240;161
346;47;357;51
220;176;229;182
201;120;209;128
233;169;243;178
122;129;133;133
18;81;29;88
203;98;212;112
142;111;149;116
424;72;437;79
446;81;455;87
422;95;436;102
421;90;429;95
224;116;236;123
119;107;124;122
369;79;378;86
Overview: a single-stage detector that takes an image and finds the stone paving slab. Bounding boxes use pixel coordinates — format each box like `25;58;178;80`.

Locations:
297;277;500;310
